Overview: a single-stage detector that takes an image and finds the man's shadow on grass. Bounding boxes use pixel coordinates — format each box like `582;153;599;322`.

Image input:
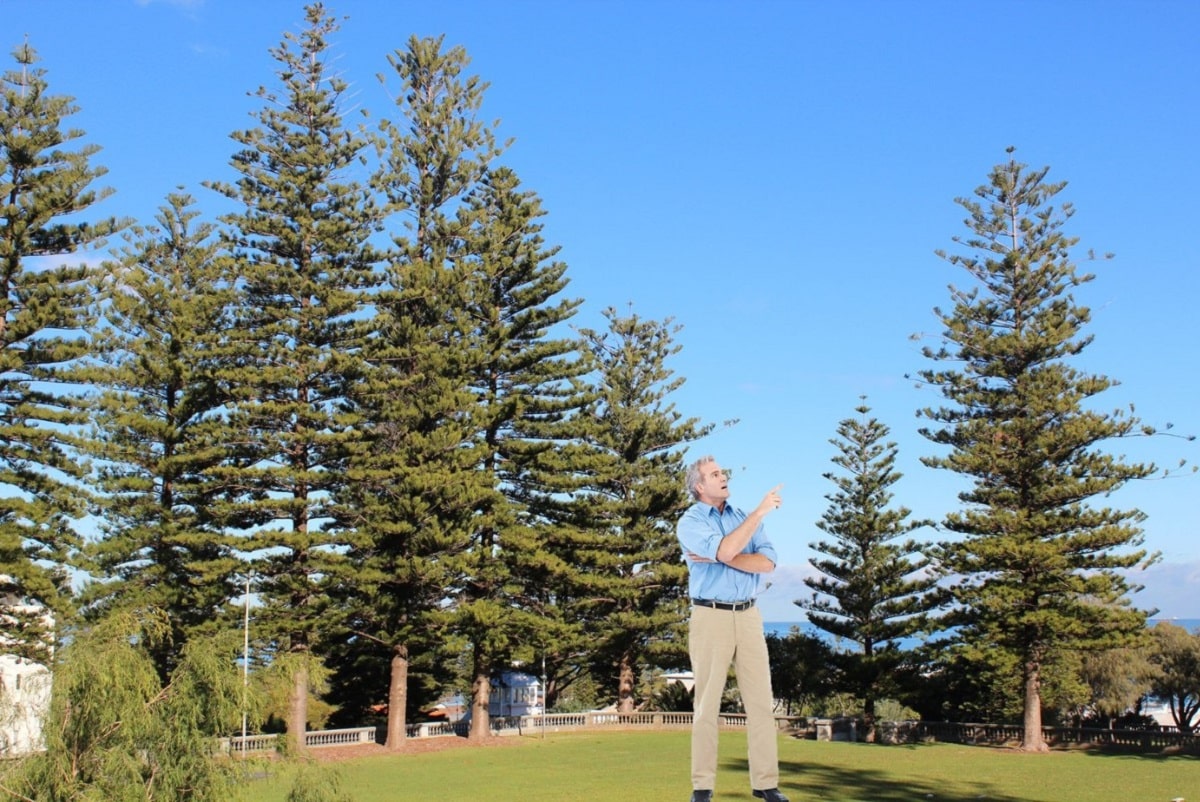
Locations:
722;750;1026;802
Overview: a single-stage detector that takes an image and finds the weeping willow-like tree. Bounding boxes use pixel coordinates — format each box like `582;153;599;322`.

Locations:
8;612;255;801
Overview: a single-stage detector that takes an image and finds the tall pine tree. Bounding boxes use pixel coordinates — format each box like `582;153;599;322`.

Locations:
205;4;382;751
81;192;239;681
574;307;711;712
0;42;124;660
797;400;940;742
918;150;1156;751
337;33;500;746
454;165;595;734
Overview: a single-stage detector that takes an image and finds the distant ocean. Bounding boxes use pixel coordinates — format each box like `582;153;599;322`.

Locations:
765;618;1200;641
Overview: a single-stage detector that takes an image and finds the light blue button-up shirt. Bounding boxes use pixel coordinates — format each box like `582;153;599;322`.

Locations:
676;500;778;602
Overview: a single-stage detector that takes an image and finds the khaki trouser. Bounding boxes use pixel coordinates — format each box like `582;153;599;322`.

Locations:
689;604;779;792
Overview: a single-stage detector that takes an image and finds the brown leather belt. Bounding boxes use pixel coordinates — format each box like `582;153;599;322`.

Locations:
691;598;755;612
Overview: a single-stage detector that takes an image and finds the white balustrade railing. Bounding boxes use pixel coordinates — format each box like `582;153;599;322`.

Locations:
221;714;1197;756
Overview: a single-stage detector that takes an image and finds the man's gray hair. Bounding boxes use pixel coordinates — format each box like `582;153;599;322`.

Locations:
684;455;717;500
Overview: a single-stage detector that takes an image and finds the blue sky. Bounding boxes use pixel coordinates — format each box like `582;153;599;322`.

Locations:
7;0;1198;619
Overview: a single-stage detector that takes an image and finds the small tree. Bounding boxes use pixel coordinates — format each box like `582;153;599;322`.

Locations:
1077;643;1157;728
797;400;940;741
765;627;836;716
10;611;257;801
1148;622;1200;734
918;150;1158;751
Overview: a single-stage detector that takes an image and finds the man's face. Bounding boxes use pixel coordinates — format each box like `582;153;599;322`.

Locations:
694;461;729;505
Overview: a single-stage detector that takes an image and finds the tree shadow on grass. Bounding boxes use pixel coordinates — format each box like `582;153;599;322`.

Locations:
720;751;1027;802
1074;745;1200;762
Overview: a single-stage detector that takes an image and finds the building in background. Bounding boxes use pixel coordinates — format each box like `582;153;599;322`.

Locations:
488;671;542;718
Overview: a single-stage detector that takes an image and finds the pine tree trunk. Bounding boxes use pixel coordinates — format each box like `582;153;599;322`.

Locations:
385;644;409;749
617;653;636;713
862;697;877;743
470;672;491;739
289;663;309;754
1021;660;1048;752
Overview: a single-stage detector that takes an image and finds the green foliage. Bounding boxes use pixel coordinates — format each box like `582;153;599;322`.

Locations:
80;192;240;680
571;307;712;711
1075;642;1157;725
918;150;1156;747
284;762;352;802
914;641;1024;723
645;678;694;712
915;622;1105;727
0;40;126;658
259;651;337;735
765;627;837;716
1148;621;1200;733
203;3;384;746
873;698;920;722
10;610;257;801
799;400;942;737
549;672;601;713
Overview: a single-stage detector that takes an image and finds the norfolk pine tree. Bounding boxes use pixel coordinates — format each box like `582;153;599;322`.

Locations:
797;400;941;742
455;165;597;726
80;192;240;681
337;34;501;746
918;150;1159;751
0;42;125;660
205;5;382;751
575;307;711;712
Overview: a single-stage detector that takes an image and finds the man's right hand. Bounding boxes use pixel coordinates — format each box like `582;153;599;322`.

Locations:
755;484;783;516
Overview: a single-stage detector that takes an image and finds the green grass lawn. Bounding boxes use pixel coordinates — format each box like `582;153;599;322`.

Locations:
240;730;1199;802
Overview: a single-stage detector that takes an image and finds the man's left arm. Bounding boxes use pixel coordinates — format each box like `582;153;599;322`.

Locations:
721;551;775;573
722;526;778;574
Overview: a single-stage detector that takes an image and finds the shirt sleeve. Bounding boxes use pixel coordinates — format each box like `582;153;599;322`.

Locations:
676;505;722;561
753;529;779;569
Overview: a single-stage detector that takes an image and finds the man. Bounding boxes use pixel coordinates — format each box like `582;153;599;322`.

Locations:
676;455;788;802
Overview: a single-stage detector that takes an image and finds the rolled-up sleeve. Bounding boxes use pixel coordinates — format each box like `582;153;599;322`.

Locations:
677;505;721;561
754;534;778;569
678;501;773;600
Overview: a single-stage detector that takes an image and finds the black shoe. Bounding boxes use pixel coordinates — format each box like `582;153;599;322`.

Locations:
690;791;713;802
752;790;789;802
